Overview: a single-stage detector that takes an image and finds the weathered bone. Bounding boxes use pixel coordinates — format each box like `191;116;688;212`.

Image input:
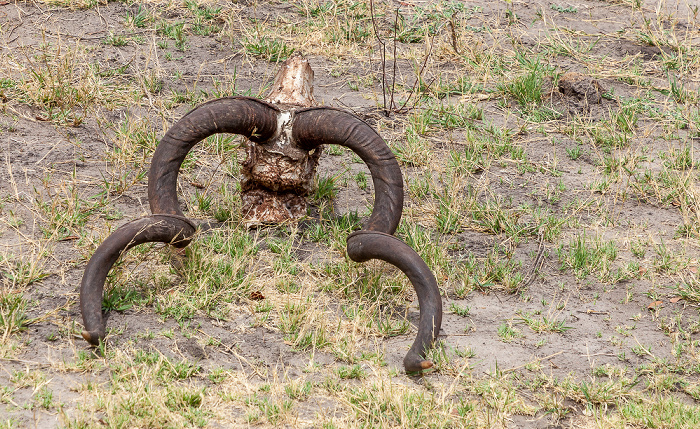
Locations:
265;54;315;107
241;54;320;225
79;56;443;373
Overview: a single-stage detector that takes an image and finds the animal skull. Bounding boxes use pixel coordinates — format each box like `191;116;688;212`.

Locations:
79;55;443;373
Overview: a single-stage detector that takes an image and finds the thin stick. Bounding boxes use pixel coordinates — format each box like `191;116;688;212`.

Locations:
369;0;387;116
397;34;435;114
390;7;399;112
441;357;473;402
503;350;564;373
522;234;546;288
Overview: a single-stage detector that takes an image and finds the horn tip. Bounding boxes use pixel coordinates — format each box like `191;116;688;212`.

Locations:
404;354;435;373
82;330;103;346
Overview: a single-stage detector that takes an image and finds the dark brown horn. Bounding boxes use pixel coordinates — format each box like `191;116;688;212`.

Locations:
346;231;442;372
80;215;195;345
292;108;442;372
82;97;278;345
292;108;403;234
148;97;280;217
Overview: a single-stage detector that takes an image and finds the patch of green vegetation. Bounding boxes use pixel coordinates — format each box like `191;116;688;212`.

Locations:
243;36;295;62
516;310;572;333
456;249;524;296
102;283;148;312
0;291;28;337
154;228;258;320
557;233;618;280
102;33;130;47
497;322;523;342
124;5;151;28
498;58;548;107
157;21;188;51
550;4;578;13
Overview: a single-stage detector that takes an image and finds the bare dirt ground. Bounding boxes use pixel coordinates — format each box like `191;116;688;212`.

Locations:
1;0;700;427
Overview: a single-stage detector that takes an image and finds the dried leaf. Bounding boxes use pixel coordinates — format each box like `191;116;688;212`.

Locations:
648;300;663;309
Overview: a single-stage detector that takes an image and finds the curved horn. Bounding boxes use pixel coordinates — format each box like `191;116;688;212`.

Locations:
148;97;280;217
80;214;196;345
292;108;403;234
347;231;442;372
292;108;442;372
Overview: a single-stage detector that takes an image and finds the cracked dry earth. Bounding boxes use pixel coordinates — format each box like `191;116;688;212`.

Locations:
1;0;700;428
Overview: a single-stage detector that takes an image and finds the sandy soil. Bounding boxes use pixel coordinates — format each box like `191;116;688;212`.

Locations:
1;0;699;427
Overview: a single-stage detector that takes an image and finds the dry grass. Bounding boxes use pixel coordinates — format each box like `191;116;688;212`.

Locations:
2;0;700;427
